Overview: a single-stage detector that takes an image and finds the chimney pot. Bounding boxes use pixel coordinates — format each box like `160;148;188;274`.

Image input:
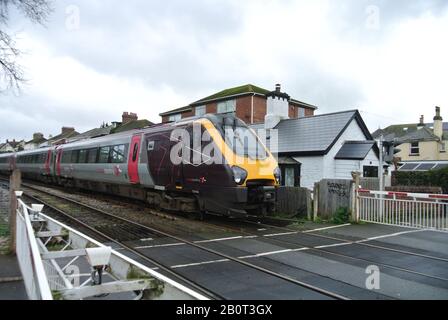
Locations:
275;84;281;92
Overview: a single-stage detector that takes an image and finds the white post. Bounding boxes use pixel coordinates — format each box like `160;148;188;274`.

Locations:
378;136;384;218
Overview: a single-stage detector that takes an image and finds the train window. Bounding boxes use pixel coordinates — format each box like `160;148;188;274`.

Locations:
98;146;111;163
71;150;79;163
147;141;155;151
78;149;87;163
87;148;98;163
61;151;72;164
111;145;126;163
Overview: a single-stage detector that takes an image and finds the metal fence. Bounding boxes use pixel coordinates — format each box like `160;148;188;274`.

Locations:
15;199;53;300
357;189;448;231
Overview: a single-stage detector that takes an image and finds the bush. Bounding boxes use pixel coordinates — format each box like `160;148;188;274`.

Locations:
333;207;350;224
393;167;448;193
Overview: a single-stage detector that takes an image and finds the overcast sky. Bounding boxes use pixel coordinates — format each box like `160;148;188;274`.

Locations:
1;0;448;142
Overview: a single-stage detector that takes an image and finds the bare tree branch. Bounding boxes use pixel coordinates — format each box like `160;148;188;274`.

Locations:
0;0;52;92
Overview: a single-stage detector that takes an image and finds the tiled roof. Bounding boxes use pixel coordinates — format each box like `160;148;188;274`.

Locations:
111;119;154;134
160;84;318;116
48;131;79;143
372;122;448;142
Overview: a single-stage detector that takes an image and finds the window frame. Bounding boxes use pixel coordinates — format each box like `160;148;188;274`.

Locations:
195;105;206;117
168;114;182;122
217;99;236;114
410;142;420;156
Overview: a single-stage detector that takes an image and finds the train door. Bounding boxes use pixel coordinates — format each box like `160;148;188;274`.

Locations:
56;148;63;176
147;133;172;187
128;135;142;184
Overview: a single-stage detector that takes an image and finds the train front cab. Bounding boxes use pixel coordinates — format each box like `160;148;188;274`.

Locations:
150;115;280;218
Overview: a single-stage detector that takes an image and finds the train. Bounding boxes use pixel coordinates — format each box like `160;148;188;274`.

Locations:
0;114;280;217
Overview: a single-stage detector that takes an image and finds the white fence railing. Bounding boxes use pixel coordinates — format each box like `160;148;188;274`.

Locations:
14;196;209;300
16;199;53;300
357;189;448;231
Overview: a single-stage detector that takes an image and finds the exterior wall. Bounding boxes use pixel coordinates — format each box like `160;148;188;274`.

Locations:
292;156;324;190
396;140;448;161
304;108;314;117
236;95;253;124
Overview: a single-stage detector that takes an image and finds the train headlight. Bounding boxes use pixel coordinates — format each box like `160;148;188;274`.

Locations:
274;167;281;185
232;166;248;185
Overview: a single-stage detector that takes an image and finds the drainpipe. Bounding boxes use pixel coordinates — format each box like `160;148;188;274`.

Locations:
251;94;255;124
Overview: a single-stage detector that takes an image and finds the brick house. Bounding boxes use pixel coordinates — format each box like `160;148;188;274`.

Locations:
160;84;317;124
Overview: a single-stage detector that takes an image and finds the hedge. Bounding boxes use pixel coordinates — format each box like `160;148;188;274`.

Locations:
392;167;448;193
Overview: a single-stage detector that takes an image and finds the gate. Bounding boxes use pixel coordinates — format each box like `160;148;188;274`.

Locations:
357;189;448;232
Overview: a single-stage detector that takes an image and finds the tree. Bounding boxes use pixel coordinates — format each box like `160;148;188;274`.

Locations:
0;0;52;92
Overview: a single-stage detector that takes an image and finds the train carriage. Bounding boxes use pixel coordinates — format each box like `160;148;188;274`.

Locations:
2;114;280;217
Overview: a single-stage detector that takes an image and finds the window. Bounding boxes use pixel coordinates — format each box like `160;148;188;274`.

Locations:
61;151;72;163
87;148;98;163
169;114;181;122
440;142;446;153
98;146;111;163
217;100;236;114
195;105;206;117
363;166;379;178
111;145;126;163
78;149;87;163
410;142;419;155
71;150;79;163
298;108;305;118
284;167;295;187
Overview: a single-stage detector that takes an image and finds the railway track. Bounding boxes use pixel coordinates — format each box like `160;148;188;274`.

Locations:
5;178;447;298
6;181;351;300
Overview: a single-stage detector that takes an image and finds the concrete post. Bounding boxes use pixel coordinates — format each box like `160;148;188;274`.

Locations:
351;171;361;222
9;169;21;254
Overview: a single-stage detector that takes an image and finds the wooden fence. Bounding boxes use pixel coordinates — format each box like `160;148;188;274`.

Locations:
276;187;312;219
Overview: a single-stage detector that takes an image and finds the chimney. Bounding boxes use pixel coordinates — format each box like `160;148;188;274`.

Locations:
417;115;425;128
433;106;443;140
265;84;290;130
122;112;138;124
62;127;75;135
33;132;44;140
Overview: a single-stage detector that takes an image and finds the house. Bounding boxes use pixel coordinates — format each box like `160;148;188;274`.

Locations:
252;110;379;190
0;139;25;153
372;107;448;164
45;127;80;146
110;112;154;134
160;84;317;124
158;83;378;190
24;133;47;150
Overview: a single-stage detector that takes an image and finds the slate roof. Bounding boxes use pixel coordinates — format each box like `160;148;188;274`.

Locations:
372;122;448;142
73;126;114;141
25;137;47;145
111;119;154;134
160;84;317;117
251;110;376;156
334;141;376;160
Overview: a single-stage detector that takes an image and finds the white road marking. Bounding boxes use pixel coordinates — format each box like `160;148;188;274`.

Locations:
303;224;351;233
355;229;425;243
140;238;153;242
257;228;267;231
135;242;185;249
239;249;293;259
264;231;298;237
314;242;353;249
195;236;245;243
171;259;230;269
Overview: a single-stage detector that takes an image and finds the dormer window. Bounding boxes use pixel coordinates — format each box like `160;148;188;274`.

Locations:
195;105;206;117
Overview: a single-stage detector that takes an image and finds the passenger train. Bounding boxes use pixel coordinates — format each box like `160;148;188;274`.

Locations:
0;114;280;217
